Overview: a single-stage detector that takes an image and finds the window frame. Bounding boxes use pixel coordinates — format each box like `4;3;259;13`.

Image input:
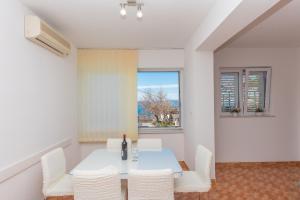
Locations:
137;68;184;134
220;67;272;117
243;67;271;116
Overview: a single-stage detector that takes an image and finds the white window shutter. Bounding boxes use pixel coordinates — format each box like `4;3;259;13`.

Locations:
220;72;240;112
244;68;271;114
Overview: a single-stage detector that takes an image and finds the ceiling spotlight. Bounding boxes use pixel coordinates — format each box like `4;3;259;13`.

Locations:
119;0;143;19
120;4;127;17
137;5;143;19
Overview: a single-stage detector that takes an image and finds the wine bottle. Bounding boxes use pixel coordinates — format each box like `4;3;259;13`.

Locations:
121;134;128;160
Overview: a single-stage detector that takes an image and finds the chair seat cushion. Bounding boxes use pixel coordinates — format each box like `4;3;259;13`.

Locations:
175;171;211;193
45;174;73;197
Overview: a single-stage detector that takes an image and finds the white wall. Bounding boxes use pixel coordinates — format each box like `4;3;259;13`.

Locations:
181;0;282;180
296;48;300;160
0;1;79;200
183;48;215;178
80;49;185;161
214;48;299;162
138;49;184;69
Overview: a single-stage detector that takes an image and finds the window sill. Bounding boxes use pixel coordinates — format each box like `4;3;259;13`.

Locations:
138;127;184;134
220;114;275;118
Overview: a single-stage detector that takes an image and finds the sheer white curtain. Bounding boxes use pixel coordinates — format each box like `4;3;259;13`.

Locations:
78;49;138;142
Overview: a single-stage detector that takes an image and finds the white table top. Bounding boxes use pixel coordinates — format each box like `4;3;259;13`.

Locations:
71;148;182;178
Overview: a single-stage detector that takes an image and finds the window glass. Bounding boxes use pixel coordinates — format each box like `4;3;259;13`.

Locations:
138;71;180;128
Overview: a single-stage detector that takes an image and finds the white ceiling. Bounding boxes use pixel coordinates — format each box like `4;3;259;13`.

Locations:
20;0;217;49
228;0;300;48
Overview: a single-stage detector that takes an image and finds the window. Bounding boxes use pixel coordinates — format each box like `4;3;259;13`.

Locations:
220;67;271;116
137;70;181;129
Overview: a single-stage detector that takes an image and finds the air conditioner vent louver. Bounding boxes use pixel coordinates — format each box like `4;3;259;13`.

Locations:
25;15;71;57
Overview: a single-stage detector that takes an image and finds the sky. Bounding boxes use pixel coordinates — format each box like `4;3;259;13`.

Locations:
137;71;179;101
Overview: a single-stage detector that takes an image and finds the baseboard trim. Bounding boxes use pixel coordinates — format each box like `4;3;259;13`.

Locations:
0;138;72;183
216;161;300;168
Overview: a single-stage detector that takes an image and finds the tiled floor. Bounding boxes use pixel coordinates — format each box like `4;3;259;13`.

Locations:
48;162;300;200
208;163;300;200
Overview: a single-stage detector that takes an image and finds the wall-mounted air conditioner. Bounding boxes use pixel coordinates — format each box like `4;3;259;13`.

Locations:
25;15;71;57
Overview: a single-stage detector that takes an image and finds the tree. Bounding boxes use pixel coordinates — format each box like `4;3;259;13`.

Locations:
141;88;174;126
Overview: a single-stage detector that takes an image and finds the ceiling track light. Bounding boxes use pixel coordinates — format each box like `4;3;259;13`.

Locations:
119;0;143;19
137;4;143;19
120;3;127;17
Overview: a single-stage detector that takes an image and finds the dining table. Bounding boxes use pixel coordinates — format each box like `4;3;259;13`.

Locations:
71;148;183;179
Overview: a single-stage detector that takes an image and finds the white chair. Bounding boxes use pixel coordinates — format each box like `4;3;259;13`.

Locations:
41;148;73;198
72;166;126;200
137;138;162;151
107;138;132;153
175;145;213;193
128;169;174;200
